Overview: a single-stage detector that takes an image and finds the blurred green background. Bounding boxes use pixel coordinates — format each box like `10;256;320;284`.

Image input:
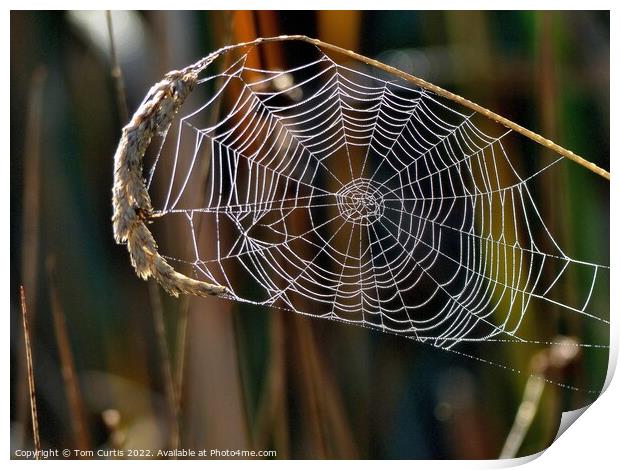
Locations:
10;10;609;459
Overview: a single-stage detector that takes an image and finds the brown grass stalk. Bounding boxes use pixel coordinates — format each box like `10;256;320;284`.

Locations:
20;286;41;459
174;297;189;415
180;35;609;180
292;317;328;458
148;280;180;451
253;311;289;457
46;256;91;451
106;10;129;123
299;36;609;180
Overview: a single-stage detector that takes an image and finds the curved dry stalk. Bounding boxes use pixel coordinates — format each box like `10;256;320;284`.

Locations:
301;37;610;181
112;35;609;298
111;66;227;297
190;35;610;180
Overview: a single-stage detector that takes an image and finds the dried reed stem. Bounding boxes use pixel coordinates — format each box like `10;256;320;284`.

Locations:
148;280;180;451
47;256;91;451
106;11;129;123
254;311;289;456
291;36;610;180
174;298;189;414
499;375;545;459
292;318;328;458
20;286;41;459
500;337;581;458
185;35;609;180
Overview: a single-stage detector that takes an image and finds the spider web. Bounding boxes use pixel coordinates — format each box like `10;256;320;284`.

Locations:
144;41;609;391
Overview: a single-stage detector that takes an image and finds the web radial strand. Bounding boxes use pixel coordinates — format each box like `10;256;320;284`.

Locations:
146;42;608;354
